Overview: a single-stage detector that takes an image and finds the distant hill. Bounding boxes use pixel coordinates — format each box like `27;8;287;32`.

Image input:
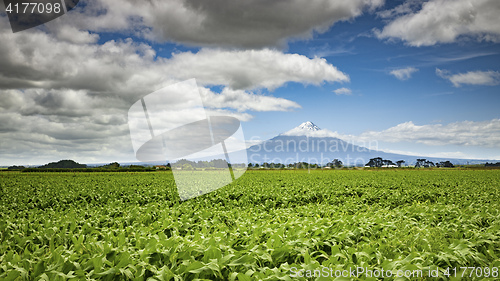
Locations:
38;160;87;169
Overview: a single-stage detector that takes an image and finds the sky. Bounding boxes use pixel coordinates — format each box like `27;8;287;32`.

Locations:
0;0;499;166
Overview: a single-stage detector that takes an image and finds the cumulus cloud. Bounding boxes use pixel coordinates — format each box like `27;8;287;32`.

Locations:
0;92;133;166
0;17;349;94
333;87;352;95
378;149;470;159
283;119;500;149
376;0;500;46
0;19;161;97
0;13;351;165
390;67;418;80
200;88;301;112
53;0;384;48
166;49;349;90
377;0;421;19
436;68;500;87
0;13;346;121
52;25;100;44
339;119;500;148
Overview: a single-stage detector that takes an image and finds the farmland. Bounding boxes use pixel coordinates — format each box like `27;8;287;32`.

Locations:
1;169;500;280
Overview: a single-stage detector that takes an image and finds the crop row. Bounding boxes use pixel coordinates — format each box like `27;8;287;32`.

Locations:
1;170;499;280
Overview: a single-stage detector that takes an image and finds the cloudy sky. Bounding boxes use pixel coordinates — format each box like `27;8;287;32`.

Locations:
1;0;499;166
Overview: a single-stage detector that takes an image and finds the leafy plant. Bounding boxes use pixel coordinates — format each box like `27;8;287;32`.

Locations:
0;170;499;280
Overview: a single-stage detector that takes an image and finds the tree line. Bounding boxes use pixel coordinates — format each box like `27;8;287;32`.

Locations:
248;158;456;169
7;157;488;172
364;157;454;168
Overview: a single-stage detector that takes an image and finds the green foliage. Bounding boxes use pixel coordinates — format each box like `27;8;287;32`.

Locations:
22;166;158;173
7;166;25;170
38;160;87;169
175;159;234;169
0;170;499;280
100;162;121;169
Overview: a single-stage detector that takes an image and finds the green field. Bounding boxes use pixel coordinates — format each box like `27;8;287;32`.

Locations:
1;170;499;280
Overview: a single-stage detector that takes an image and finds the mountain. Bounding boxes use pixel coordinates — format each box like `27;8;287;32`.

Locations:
247;121;489;166
285;121;321;134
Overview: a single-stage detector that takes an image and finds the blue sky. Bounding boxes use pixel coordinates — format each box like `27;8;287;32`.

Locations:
256;11;500;133
0;0;499;165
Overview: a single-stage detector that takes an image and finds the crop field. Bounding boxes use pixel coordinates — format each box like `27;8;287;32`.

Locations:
1;169;500;280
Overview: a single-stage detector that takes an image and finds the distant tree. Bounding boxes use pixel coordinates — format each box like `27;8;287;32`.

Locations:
270;163;284;169
416;159;436;168
129;165;146;169
415;159;427;168
366;157;384;167
327;159;343;168
396;160;405;168
101;162;120;168
212;159;228;168
182;163;193;170
296;162;309;169
382;159;396;167
195;160;206;168
175;159;196;167
365;157;399;167
7;165;25;170
248;163;253;168
437;161;454;168
39;160;86;169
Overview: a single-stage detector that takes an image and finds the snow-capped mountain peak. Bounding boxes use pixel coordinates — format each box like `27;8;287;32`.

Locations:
297;121;321;131
281;121;336;137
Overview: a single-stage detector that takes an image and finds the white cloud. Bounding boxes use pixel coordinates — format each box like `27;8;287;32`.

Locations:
425;151;471;159
200;88;301;112
0;14;351;165
436;68;500;87
377;0;421;19
166;49;349;90
283;119;500;149
333;87;352;95
53;0;384;48
341;119;500;148
390;67;418;80
204;109;253;122
376;149;471;159
53;25;100;44
0;17;349;94
376;0;500;46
